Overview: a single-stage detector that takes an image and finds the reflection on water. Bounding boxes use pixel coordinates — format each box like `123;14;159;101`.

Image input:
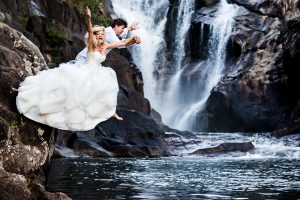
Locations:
47;157;300;199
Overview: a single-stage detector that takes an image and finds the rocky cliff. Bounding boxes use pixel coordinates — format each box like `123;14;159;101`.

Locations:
190;0;300;132
0;22;70;200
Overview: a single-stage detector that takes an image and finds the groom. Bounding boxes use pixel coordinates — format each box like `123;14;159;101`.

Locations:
75;18;140;62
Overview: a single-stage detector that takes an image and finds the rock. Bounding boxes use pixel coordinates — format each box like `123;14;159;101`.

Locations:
118;86;150;115
0;166;32;200
0;22;47;75
271;123;300;138
55;108;171;157
0;117;10;145
0;0;89;66
104;49;144;94
0;21;68;199
189;142;255;155
103;49;150;115
0;142;49;175
165;131;255;156
98;108;170;157
0;22;50;173
150;108;163;124
196;0;220;9
29;181;71;200
192;1;300;132
193;3;220;24
0;164;71;200
72;137;113;157
54;144;84;158
56;130;112;158
228;0;300;20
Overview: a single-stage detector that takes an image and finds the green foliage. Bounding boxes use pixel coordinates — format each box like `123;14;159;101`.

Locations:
72;0;112;27
46;26;65;47
8;121;22;144
21;16;29;26
8;122;19;134
46;26;66;66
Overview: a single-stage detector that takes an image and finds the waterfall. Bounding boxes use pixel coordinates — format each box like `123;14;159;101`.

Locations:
109;0;169;109
173;0;195;71
110;0;238;131
173;0;239;130
157;0;195;125
28;0;45;16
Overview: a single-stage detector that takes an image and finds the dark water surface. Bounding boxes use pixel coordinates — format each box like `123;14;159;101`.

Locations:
47;157;300;199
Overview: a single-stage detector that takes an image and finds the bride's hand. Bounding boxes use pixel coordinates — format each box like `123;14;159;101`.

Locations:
85;6;91;18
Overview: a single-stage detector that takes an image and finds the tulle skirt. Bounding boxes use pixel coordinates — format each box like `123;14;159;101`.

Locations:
16;62;119;131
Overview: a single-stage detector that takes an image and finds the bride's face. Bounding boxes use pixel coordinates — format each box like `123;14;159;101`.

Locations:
95;30;105;43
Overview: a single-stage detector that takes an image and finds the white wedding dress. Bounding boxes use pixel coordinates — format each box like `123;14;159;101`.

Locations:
16;51;119;131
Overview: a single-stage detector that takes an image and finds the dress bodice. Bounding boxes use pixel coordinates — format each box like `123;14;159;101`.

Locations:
86;51;106;66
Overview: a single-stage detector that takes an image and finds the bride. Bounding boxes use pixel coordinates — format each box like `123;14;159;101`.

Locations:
16;6;141;131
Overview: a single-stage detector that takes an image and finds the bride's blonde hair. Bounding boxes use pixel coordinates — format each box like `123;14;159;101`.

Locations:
84;25;106;47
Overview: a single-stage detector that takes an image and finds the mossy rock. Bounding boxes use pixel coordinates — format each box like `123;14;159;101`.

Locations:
72;0;112;27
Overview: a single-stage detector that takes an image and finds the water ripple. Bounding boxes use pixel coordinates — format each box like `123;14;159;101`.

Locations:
47;157;300;199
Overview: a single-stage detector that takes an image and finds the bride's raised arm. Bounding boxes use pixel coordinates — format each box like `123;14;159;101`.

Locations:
85;6;96;52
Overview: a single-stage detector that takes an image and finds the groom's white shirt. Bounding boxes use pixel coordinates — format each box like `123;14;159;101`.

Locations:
75;27;129;63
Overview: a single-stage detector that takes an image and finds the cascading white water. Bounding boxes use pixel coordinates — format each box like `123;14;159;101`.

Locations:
109;0;195;125
158;0;195;125
170;133;300;159
28;0;45;16
171;0;239;130
172;0;195;71
110;0;238;131
109;0;169;109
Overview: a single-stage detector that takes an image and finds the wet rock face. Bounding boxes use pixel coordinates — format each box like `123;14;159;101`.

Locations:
189;142;254;155
192;0;300;132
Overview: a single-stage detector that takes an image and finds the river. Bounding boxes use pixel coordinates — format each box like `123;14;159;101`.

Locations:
47;134;300;200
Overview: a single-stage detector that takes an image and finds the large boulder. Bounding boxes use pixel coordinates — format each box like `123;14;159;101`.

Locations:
165;132;255;156
55;108;170;158
103;49;150;115
0;22;70;199
0;163;70;200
